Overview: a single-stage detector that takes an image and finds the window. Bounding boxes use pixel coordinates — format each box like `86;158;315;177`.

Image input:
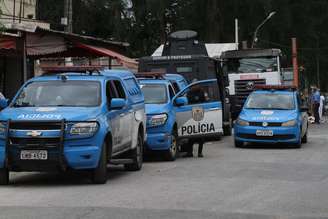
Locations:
168;85;175;99
180;81;220;105
125;78;140;96
113;80;126;99
245;93;295;110
13;81;101;107
176;66;193;73
171;81;180;93
140;84;168;104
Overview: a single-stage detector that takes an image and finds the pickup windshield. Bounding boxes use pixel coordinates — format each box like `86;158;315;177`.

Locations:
13;81;101;107
227;57;278;73
140;84;167;104
245;93;295;110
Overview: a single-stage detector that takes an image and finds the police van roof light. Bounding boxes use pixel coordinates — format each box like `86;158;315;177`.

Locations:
41;66;104;76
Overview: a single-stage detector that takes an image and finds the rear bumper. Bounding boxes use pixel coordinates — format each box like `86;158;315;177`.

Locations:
145;132;172;151
234;125;300;144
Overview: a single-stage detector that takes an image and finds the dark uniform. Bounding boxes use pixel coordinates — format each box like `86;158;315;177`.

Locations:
184;85;205;157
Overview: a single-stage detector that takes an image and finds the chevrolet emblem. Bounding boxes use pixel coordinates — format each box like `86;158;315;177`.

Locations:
26;130;43;137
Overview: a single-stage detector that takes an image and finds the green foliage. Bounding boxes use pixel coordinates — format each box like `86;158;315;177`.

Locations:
37;0;328;91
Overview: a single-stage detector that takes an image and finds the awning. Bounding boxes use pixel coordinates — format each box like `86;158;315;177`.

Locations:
26;32;67;56
76;43;138;70
0;36;16;50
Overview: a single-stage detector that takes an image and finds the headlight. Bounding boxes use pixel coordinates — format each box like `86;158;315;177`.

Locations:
236;118;249;126
281;119;297;127
70;122;99;135
148;114;168;127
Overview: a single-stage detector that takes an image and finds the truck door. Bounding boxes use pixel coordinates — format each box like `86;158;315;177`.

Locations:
112;80;132;148
106;80;132;153
106;80;123;152
174;80;223;140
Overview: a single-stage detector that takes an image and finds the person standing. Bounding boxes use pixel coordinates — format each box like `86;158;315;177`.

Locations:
319;94;325;122
312;88;321;124
184;79;205;158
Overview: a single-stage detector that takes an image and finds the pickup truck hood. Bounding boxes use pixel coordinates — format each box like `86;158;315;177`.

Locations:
239;109;297;122
145;104;170;115
0;107;101;121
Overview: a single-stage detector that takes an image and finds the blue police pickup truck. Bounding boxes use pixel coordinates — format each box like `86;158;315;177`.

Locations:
234;86;308;148
0;68;146;185
139;73;225;160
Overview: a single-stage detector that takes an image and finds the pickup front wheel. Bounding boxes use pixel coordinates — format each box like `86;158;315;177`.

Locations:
164;129;178;161
91;143;108;184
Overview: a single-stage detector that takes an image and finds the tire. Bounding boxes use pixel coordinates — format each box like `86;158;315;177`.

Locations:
125;131;143;171
234;139;244;148
0;168;9;185
164;129;178;161
291;136;302;149
301;132;308;143
91;143;108;184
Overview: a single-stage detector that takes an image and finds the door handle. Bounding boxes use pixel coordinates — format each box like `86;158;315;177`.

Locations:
208;107;220;111
120;113;125;117
128;110;133;113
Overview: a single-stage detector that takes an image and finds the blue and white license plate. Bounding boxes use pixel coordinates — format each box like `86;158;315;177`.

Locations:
256;130;273;136
20;150;48;160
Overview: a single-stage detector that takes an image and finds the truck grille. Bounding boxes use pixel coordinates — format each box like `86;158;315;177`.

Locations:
249;122;282;127
8;121;63;149
234;79;266;106
237;133;295;140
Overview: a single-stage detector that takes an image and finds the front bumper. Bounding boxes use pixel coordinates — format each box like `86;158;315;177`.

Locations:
5;144;101;172
234;124;300;144
145;132;172;151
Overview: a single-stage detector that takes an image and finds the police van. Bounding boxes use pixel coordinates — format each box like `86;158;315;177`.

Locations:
0;67;146;185
234;85;308;148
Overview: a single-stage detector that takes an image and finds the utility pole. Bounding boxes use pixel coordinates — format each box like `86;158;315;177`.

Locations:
316;37;320;88
292;38;299;88
64;0;73;33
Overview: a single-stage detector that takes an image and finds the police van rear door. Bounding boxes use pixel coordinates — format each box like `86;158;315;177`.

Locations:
174;80;223;139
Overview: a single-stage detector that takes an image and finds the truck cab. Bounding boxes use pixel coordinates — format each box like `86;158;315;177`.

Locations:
221;49;285;119
234;86;308;148
0;68;146;185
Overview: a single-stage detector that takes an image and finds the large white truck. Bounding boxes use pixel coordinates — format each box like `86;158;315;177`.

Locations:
221;48;286;119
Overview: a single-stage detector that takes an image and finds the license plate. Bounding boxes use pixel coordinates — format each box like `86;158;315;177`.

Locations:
256;130;273;136
20;150;48;160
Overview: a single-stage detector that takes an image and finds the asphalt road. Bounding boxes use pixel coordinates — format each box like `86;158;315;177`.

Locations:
0;124;328;219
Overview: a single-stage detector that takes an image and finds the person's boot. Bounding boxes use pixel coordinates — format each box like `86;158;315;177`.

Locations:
198;143;203;157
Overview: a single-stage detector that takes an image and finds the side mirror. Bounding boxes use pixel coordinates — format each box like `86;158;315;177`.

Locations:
175;97;188;106
300;105;309;112
110;98;126;109
0;99;8;110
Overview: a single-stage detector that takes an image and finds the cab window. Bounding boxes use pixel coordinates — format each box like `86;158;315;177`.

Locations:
168;85;175;99
113;80;126;99
106;80;126;107
171;81;180;93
